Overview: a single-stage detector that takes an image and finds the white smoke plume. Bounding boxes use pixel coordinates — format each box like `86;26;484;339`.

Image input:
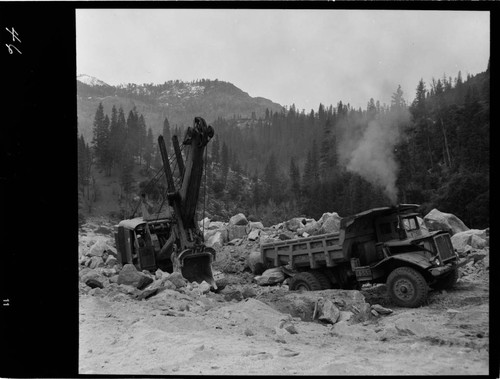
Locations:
338;109;410;205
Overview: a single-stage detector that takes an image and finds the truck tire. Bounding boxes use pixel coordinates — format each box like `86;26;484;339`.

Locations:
289;272;323;291
311;270;333;289
387;266;428;308
431;268;458;290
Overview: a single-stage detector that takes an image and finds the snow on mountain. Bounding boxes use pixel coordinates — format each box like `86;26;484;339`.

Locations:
77;74;110;87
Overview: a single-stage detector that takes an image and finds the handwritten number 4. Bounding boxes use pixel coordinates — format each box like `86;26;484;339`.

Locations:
6;27;21;43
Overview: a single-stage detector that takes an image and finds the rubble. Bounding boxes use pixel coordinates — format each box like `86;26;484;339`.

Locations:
451;229;488;253
79;211;490;375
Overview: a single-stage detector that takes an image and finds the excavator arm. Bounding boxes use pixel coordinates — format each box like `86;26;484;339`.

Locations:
157;117;216;287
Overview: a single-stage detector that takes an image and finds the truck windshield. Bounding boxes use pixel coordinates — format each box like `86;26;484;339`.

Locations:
402;217;419;231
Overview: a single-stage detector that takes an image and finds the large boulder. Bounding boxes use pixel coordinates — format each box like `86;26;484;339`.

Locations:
451;229;488;253
205;231;225;249
248;221;264;230
227;224;248;241
167;272;187;289
284;218;306;232
317;212;342;235
81;270;107;289
248;229;261;241
88;256;104;269
105;255;118;267
314;298;340;324
254;267;285;286
246;250;265;274
88;240;109;257
229;213;248;226
117;264;153;289
199;217;211;230
208;221;226;230
297;220;320;235
88;239;117;257
265;289;368;323
423;209;469;235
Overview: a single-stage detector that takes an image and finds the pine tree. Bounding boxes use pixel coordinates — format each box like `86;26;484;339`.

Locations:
126;107;139;158
319;119;332;181
391;85;406;110
102;114;112;175
252;172;261;208
264;153;280;203
143;127;154;172
91;102;108;170
211;134;220;163
221;142;229;180
138;114;147;164
289;156;301;200
109;105;119;171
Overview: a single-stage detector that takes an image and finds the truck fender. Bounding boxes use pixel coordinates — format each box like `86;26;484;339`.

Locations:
371;252;432;273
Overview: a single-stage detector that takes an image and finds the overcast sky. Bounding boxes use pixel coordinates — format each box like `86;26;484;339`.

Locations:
76;9;489;111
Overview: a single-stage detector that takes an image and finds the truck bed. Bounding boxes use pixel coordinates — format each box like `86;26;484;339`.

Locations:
261;232;346;269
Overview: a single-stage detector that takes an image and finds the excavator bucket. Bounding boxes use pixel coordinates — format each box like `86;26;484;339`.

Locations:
178;250;217;289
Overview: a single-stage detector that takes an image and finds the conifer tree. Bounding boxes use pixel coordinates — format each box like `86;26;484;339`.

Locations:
138;114;147;164
289;156;301;200
211;134;220;163
91;102;108;169
319;119;332;181
144;127;154;172
221;142;229;180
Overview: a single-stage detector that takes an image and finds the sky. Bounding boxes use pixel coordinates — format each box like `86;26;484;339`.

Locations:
76;9;490;111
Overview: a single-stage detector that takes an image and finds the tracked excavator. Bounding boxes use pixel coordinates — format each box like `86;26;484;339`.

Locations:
114;117;218;288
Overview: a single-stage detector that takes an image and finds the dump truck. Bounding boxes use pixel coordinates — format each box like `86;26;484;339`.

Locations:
260;204;470;307
114;117;219;289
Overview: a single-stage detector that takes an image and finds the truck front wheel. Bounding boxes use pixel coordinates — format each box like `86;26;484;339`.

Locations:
289;272;323;291
387;266;429;308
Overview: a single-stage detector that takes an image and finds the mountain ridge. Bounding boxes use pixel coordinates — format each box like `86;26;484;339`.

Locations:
77;76;284;142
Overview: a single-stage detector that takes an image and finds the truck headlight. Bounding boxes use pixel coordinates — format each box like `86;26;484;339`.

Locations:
432;257;441;266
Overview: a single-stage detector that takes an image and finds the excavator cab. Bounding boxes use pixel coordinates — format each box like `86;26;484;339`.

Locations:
114;218;157;271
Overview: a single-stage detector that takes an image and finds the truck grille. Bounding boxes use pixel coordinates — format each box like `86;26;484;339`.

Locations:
434;234;455;262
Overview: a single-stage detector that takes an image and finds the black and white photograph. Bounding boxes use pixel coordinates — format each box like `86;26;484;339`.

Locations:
74;8;491;375
2;4;493;377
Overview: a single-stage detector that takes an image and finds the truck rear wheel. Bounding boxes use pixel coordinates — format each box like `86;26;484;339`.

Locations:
431;268;458;290
387;266;428;308
311;270;333;289
289;272;322;291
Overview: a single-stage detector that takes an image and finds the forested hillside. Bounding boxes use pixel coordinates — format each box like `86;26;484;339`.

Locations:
77;77;283;142
78;66;489;229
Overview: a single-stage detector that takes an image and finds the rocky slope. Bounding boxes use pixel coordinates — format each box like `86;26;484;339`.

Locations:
78;210;490;375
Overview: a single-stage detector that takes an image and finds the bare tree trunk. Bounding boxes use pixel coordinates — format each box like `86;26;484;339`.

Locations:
440;117;452;169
